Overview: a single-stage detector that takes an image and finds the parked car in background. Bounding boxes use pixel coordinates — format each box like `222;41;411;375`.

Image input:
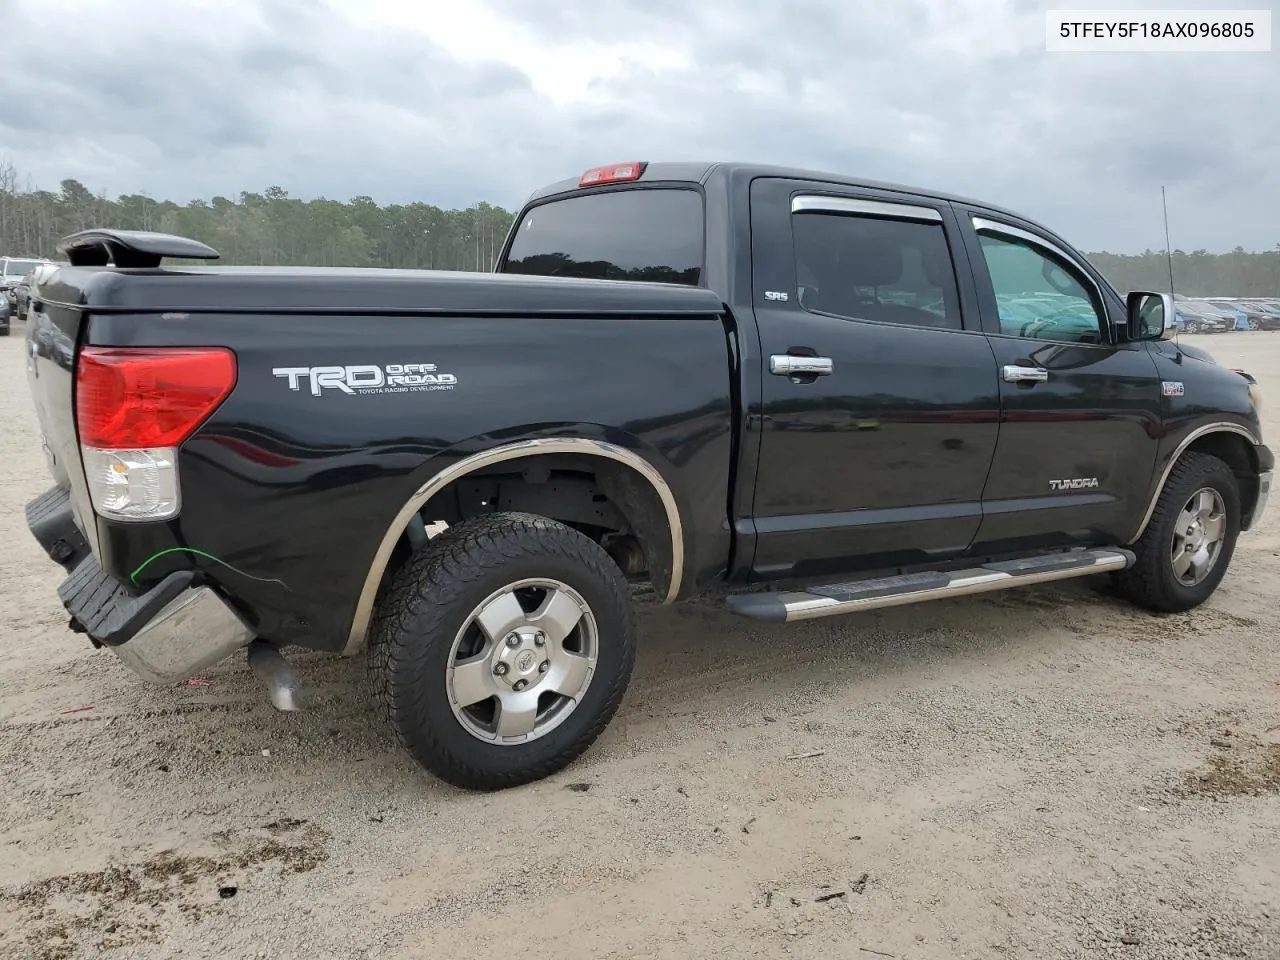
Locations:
1225;299;1280;331
10;273;34;324
1178;300;1237;333
1217;303;1250;331
1;256;52;305
1172;306;1221;334
10;261;67;326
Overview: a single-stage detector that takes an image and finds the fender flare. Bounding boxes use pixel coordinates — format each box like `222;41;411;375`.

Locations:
343;437;685;655
1126;422;1260;543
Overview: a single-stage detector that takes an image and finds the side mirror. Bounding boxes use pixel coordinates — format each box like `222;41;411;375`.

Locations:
1126;291;1173;341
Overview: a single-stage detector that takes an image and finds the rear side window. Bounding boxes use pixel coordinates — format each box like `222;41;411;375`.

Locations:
502;188;703;286
792;212;962;330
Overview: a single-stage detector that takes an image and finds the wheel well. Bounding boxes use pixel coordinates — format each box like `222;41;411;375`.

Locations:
383;452;676;599
1181;430;1262;528
1186;431;1257;478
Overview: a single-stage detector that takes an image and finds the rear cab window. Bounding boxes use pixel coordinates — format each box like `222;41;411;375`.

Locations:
499;188;704;286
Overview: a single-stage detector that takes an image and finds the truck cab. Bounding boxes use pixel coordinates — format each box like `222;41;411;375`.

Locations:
496;162;1270;591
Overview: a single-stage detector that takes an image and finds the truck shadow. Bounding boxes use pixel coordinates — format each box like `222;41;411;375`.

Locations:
4;574;1233;812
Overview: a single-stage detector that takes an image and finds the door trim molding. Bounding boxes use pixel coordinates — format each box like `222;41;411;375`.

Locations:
792;195;944;222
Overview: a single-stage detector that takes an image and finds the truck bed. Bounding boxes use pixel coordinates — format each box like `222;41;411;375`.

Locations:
27;261;736;655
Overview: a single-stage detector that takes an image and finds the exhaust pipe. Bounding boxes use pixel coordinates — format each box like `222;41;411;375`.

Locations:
246;640;304;711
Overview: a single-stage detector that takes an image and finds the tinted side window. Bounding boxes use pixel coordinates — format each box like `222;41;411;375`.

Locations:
501;188;703;286
791;211;963;330
978;235;1104;344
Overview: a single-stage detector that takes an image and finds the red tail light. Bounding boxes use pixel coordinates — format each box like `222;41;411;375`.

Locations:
578;162;646;187
76;347;237;449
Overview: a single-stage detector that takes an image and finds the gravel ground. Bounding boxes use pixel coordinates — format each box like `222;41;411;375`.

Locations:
1;324;1278;960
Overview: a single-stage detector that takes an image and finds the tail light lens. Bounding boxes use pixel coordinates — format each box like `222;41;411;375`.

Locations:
76;347;236;448
75;346;236;521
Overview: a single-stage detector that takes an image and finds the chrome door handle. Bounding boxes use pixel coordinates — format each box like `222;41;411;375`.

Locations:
1003;364;1048;383
770;355;834;377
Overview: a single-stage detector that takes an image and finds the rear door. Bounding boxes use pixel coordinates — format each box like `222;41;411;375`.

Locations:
746;178;1001;580
957;211;1163;553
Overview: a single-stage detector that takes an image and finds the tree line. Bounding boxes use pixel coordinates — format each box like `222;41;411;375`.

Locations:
0;163;513;273
2;161;1278;297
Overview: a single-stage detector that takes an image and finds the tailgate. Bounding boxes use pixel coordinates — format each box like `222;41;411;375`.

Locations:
25;290;100;557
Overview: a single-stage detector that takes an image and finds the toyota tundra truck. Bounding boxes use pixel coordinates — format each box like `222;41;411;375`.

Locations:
22;161;1273;790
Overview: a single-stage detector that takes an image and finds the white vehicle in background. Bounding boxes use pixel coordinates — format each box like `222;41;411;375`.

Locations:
1;256;52;305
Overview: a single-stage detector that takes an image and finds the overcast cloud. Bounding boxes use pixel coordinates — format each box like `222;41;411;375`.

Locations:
0;0;1276;252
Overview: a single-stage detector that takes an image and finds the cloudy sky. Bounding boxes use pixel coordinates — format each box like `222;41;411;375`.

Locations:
1;0;1276;252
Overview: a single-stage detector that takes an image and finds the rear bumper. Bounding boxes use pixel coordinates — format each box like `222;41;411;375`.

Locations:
25;486;253;683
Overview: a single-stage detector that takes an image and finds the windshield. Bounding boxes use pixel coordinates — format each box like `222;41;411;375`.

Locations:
501;187;704;286
3;259;43;278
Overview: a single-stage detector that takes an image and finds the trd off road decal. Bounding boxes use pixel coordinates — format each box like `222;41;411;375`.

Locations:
271;363;458;396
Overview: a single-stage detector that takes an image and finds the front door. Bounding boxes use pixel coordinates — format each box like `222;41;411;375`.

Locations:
957;211;1163;553
747;178;1001;580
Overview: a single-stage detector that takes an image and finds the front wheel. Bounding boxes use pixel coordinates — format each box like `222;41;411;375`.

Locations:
367;512;636;790
1113;452;1240;613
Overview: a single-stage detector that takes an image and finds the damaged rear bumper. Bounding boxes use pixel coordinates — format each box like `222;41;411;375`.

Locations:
25;486;253;683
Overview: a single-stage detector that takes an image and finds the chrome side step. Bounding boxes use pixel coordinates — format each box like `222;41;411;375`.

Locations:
726;547;1135;623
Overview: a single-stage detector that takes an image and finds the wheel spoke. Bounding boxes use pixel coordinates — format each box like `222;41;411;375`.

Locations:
546;651;594;699
533;587;585;646
1171;549;1193;579
446;576;601;746
1187;546;1212;580
474;591;527;643
1202;512;1225;543
1195;489;1217;518
493;690;540;738
450;658;495;708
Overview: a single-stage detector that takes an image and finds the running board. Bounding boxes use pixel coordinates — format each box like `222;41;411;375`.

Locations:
726;548;1135;623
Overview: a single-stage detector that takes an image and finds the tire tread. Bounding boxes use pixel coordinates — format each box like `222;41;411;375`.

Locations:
1113;451;1240;613
367;512;635;790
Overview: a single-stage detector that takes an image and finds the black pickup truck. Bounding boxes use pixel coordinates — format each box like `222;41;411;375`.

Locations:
23;161;1273;790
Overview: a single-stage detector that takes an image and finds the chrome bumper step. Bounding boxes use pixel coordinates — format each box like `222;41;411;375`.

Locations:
726;547;1135;623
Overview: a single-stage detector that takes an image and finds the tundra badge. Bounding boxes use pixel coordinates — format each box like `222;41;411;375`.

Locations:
1049;477;1099;491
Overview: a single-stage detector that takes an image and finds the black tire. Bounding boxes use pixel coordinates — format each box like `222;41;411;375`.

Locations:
1112;452;1241;613
367;511;636;790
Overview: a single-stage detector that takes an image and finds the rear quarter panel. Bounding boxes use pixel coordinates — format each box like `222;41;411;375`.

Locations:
84;309;735;652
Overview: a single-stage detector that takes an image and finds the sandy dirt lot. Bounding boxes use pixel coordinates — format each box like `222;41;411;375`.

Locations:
1;324;1277;960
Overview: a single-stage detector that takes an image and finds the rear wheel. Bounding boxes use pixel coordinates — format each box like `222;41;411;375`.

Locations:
367;512;636;790
1113;452;1240;613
